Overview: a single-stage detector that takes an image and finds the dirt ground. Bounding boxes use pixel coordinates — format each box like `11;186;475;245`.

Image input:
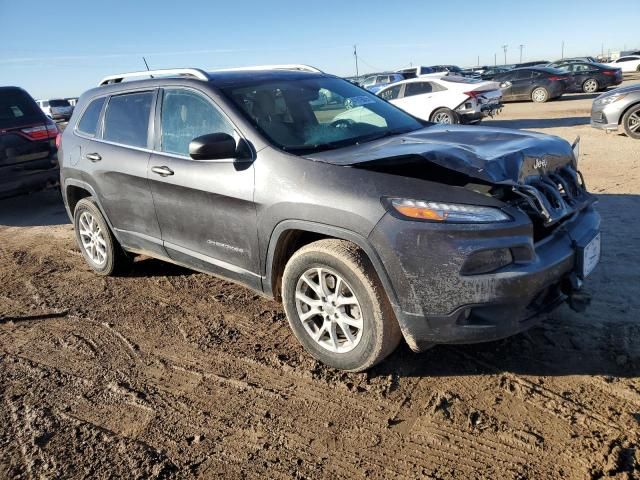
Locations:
1;79;640;480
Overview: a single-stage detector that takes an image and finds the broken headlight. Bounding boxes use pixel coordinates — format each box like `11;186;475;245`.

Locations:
389;198;511;223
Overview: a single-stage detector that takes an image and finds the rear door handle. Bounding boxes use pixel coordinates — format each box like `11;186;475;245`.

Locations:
151;166;174;177
85;152;102;162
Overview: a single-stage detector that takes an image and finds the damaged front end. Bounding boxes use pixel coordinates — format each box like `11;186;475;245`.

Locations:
312;127;600;347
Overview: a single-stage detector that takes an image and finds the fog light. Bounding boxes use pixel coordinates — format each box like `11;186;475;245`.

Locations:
461;248;513;275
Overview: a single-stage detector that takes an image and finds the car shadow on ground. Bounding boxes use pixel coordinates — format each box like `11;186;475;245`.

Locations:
484;117;590;129
558;92;602;101
0;188;69;227
124;257;195;278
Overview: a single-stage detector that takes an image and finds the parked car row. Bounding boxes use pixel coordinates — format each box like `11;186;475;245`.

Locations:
36;98;74;121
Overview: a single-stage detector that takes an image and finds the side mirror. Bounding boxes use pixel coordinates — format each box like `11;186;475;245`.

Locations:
500;81;512;89
189;133;238;160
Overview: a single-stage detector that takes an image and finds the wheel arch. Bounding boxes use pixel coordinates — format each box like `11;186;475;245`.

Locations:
618;100;640;125
429;106;456;122
264;220;399;308
63;179;122;243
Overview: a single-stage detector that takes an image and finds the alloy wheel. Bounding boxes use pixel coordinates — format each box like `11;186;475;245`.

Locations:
583;79;598;93
532;88;547;102
433;112;453;124
627;111;640;133
78;211;107;266
294;267;363;353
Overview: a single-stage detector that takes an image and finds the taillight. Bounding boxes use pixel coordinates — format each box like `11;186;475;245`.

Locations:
20;123;59;141
548;76;564;81
464;89;490;99
55;131;62;149
602;70;616;76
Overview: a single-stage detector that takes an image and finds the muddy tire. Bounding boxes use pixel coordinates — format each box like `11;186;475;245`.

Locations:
282;239;401;371
622;104;640;139
531;87;549;103
73;198;131;276
430;108;459;124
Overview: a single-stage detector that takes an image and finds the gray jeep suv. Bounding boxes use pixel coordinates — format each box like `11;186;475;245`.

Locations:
60;66;601;371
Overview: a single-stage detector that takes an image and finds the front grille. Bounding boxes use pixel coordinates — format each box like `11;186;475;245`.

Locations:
512;165;591;227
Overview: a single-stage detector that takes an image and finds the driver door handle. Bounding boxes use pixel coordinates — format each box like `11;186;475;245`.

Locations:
151;166;174;177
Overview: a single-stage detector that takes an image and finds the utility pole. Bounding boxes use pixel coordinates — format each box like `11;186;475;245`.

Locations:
353;45;359;78
502;45;508;65
477;55;480;67
561;41;565;59
494;53;497;66
519;44;524;63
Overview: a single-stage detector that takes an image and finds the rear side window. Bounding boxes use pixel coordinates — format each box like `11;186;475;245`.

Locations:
404;82;433;97
160;89;234;157
77;97;106;136
379;85;401;101
513;70;532;80
0;88;43;128
103;92;153;148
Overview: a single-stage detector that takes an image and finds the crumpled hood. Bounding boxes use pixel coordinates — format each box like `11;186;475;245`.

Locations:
306;125;576;184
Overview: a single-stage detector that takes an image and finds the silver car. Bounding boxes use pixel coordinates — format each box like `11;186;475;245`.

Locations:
591;84;640;139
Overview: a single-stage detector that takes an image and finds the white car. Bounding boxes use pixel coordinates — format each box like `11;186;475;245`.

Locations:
36;98;74;121
376;76;503;124
605;56;640;73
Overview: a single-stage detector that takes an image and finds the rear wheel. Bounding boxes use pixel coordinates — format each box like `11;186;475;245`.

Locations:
73;198;131;276
281;239;401;371
430;108;459;124
531;87;549;103
582;78;599;94
622;104;640;139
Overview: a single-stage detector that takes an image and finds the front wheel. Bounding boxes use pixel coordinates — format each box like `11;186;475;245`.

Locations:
622;104;640;139
282;240;401;371
430;108;459;124
531;87;549;103
582;78;599;94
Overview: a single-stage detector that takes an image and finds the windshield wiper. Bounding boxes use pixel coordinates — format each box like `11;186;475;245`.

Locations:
282;128;417;154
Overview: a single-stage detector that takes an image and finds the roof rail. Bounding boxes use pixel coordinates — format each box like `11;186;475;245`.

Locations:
98;68;210;86
215;64;323;73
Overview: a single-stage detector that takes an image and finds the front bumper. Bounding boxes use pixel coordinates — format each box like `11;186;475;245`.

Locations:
369;204;600;351
590;104;622;132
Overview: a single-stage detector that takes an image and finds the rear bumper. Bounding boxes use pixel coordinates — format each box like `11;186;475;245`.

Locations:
0;165;60;199
50;113;71;121
369;204;600;351
460;104;503;123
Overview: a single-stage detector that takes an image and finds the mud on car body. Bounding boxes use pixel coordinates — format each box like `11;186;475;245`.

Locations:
59;66;600;371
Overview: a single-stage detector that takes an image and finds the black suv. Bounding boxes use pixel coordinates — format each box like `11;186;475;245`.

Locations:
60;66;601;371
1;86;60;198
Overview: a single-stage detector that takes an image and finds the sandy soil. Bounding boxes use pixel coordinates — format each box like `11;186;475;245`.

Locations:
1;80;639;479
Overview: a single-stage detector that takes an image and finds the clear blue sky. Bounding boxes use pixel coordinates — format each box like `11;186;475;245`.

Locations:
1;0;638;98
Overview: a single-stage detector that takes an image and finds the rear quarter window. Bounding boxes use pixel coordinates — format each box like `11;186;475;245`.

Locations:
77;97;106;136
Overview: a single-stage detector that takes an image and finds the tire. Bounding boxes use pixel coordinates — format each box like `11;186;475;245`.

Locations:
281;239;402;372
73;198;131;276
430;107;459;124
531;87;549;103
582;78;599;94
622;104;640;139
